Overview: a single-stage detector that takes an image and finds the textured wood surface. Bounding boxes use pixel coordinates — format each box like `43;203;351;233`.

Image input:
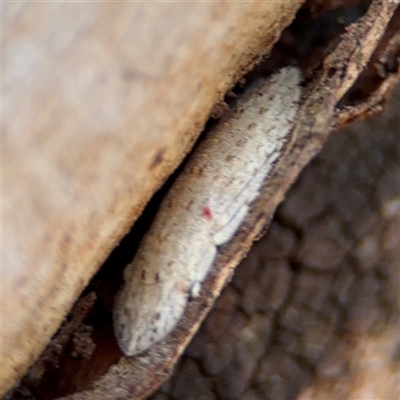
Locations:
152;81;400;400
2;1;304;395
4;1;400;399
54;2;398;398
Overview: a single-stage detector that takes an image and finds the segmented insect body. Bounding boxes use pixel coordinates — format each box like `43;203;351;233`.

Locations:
113;67;302;356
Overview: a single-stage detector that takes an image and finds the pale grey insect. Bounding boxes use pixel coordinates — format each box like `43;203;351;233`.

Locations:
113;67;302;356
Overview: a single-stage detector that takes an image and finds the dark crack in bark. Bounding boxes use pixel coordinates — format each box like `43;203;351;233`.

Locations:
151;84;400;400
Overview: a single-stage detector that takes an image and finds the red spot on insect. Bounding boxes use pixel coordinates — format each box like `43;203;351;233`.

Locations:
203;206;213;220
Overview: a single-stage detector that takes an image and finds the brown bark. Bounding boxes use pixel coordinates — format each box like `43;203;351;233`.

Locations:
4;1;400;399
2;1;303;395
153;80;400;400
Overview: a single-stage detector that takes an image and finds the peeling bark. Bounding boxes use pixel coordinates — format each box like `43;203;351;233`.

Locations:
4;1;399;399
2;1;304;395
153;79;400;400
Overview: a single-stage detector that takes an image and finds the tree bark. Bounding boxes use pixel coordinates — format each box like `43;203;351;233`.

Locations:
2;1;303;395
152;78;400;400
3;1;399;399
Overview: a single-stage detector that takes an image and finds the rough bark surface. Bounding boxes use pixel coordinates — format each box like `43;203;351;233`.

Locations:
51;2;398;398
2;1;304;394
152;81;400;400
4;1;400;399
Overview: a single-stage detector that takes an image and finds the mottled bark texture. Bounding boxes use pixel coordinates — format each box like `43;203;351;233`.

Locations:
2;1;304;395
152;80;400;400
4;1;399;399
